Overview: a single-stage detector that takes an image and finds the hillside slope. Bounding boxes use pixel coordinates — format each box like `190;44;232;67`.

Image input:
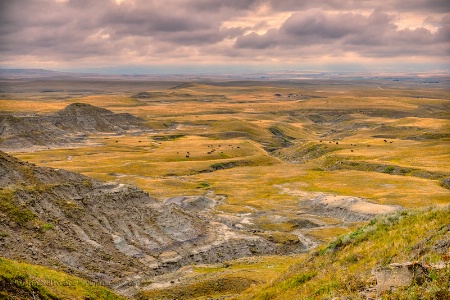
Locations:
0;256;125;300
0;103;146;150
0;150;300;296
0;150;206;287
241;206;449;300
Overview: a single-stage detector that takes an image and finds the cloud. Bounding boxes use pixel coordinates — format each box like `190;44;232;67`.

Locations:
267;0;450;13
235;10;449;58
0;1;255;57
0;0;448;70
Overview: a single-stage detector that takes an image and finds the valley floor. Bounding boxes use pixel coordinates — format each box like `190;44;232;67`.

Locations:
0;75;449;298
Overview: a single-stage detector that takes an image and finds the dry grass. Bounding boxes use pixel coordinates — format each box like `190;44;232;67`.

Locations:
137;254;303;300
9;81;450;215
0;99;68;113
241;206;450;300
3;80;450;299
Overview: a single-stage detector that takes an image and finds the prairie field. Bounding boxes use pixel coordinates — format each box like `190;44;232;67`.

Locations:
1;76;449;298
3;77;449;229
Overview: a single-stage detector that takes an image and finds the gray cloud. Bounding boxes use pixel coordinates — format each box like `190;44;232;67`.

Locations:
0;0;256;55
0;0;448;69
268;0;450;13
235;10;449;58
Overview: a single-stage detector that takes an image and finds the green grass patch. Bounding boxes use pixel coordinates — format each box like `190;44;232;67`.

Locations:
151;134;185;141
41;223;54;231
0;257;125;300
382;165;395;174
0;189;35;225
282;272;316;289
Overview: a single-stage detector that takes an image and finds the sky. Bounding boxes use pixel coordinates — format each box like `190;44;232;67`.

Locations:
0;0;449;74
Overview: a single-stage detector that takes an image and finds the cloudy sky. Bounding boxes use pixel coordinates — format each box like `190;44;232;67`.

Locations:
1;0;449;73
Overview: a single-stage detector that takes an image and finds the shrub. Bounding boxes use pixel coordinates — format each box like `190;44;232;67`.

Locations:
383;166;395;174
0;190;35;225
42;223;54;231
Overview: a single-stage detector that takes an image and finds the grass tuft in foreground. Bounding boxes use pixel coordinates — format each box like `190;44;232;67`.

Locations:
0;257;125;300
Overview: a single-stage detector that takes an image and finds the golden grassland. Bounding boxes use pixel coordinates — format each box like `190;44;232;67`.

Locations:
1;80;449;298
12;136;449;209
6;82;450;229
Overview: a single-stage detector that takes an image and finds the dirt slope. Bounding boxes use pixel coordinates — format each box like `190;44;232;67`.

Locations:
0;103;146;150
0;150;299;294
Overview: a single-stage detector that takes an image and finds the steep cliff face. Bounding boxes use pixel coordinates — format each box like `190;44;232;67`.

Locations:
0;150;207;285
0;103;147;150
0;151;297;292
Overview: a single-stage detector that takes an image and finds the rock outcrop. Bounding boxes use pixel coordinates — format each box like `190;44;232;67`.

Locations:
358;261;449;299
374;262;428;294
53;103;144;132
0;151;304;293
301;194;401;222
0;103;147;150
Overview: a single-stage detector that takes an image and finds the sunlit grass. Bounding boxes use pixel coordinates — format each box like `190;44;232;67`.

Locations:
0;256;124;300
137;254;303;300
241;206;450;300
0;99;68;113
3;82;450;299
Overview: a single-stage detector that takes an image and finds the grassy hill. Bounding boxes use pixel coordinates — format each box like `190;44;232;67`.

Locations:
240;206;449;300
0;257;125;300
3;206;448;300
